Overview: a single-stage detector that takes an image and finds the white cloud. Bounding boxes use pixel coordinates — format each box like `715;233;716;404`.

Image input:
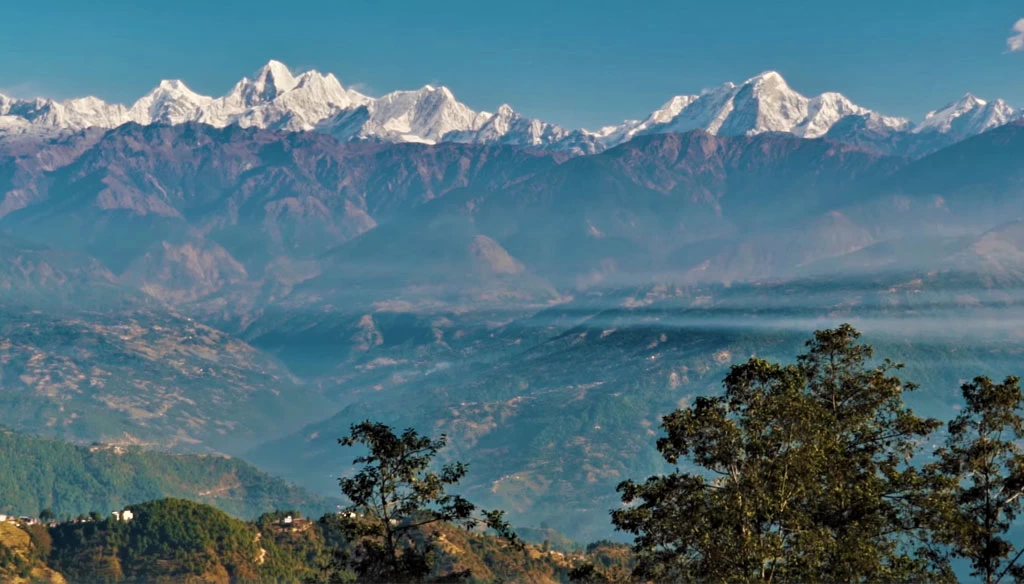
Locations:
1007;18;1024;53
347;82;376;97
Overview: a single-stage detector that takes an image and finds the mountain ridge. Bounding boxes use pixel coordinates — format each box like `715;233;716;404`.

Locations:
2;61;1019;157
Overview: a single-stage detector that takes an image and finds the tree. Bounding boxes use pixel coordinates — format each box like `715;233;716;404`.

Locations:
612;325;948;583
321;421;519;583
569;540;636;583
568;563;615;583
928;376;1024;584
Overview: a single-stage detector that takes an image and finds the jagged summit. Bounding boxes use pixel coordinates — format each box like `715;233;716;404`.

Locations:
0;62;1018;156
155;79;192;92
744;70;788;88
600;70;909;146
229;60;300;107
914;92;1018;140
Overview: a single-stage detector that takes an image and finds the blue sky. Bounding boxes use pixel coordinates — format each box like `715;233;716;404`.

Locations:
2;0;1023;129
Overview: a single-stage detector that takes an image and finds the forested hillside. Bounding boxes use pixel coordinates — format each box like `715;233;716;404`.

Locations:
35;498;624;583
0;429;338;520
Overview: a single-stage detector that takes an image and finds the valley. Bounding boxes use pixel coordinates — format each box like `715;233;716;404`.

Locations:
3;64;1024;548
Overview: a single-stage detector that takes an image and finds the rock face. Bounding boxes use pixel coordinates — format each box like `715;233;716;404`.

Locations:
1;62;1018;157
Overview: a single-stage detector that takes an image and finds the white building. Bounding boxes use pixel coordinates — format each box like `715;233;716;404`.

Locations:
112;509;135;522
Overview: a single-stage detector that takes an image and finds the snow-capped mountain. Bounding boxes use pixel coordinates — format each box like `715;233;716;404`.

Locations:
127;80;214;126
223;62;371;131
913;93;1017;141
598;71;910;148
444;104;603;154
0;93;130;137
317;85;488;144
0;61;374;139
0;61;1019;156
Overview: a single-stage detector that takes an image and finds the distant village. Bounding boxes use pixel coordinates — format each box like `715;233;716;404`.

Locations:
0;507;135;527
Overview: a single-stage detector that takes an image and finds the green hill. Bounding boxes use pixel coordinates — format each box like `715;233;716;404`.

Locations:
0;429;339;521
48;498;270;583
43;498;630;583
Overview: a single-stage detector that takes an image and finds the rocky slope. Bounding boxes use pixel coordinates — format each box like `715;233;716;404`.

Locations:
0;235;329;454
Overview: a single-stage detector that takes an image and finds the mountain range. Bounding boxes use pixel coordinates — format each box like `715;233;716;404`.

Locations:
1;60;1020;157
5;64;1024;543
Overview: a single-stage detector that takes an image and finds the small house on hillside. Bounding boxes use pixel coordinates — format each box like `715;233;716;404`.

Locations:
112;509;135;522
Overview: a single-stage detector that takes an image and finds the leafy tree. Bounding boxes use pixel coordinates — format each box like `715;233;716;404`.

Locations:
568;562;615;583
612;324;948;583
568;540;635;583
321;421;519;583
928;376;1024;584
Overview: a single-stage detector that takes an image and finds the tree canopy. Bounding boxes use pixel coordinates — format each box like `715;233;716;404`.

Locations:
317;421;519;583
612;325;955;583
927;375;1024;584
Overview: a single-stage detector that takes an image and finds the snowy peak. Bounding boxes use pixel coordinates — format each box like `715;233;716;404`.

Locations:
0;62;1019;156
475;103;519;137
915;93;1018;139
225;62;370;131
718;70;810;135
928;93;985;118
652;95;700;124
0;92;129;132
592;95;694;146
63;96;129;128
327;84;488;144
122;61;375;132
443;102;598;154
744;70;791;96
227;60;299;108
129;79;212;125
156;79;193;93
921;93;987;126
254;60;299;96
594;71;912;148
798;92;878;137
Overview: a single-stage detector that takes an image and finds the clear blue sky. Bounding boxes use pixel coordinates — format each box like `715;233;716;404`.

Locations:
1;0;1023;129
